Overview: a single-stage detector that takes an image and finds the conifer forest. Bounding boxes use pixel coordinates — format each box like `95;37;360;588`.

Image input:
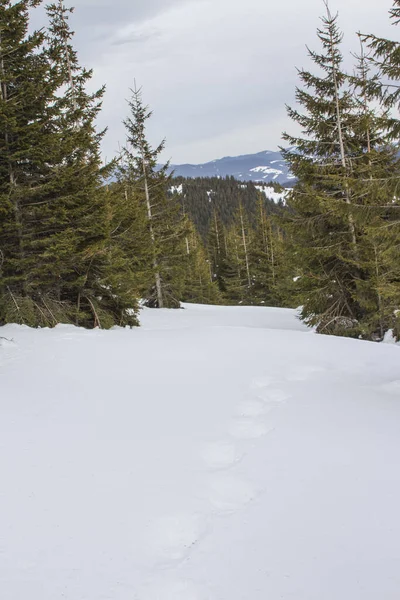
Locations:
1;0;400;341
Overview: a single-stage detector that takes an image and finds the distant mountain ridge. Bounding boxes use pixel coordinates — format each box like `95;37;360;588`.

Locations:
168;150;294;185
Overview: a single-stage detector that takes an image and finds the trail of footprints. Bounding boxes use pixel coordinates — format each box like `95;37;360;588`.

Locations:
139;364;324;599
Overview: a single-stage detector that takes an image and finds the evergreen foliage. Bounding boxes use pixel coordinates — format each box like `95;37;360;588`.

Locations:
0;0;399;338
118;85;188;308
359;0;400;339
46;0;139;328
281;4;400;339
0;0;66;326
250;198;288;307
168;176;283;238
181;218;222;305
0;0;138;328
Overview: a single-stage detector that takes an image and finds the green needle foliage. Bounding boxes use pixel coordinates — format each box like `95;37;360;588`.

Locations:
0;0;399;338
281;3;400;339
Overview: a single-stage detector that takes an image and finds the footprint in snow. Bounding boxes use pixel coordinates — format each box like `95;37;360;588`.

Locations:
144;514;206;565
206;475;255;515
285;365;326;382
255;388;290;404
200;440;243;470
139;578;205;600
0;337;17;349
235;398;268;418
250;375;276;390
229;418;271;440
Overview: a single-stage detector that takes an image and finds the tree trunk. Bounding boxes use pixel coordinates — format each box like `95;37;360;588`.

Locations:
267;219;276;285
240;205;252;288
141;154;164;308
214;212;221;254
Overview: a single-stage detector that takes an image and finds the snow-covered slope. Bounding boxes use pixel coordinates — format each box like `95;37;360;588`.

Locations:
169;150;294;185
255;183;289;203
1;304;400;600
171;181;289;204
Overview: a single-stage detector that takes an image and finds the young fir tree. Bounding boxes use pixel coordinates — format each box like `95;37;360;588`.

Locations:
280;4;375;337
121;85;187;308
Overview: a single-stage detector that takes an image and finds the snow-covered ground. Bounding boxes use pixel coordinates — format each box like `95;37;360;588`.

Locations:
1;304;400;600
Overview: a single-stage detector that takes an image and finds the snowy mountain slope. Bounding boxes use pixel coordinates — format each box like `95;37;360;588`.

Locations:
1;304;400;600
169;150;294;185
171;180;289;204
255;183;289;203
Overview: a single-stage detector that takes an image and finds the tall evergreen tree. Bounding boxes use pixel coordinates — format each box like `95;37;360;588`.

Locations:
45;1;139;327
0;1;138;327
281;5;374;336
358;1;400;338
0;0;68;325
121;85;187;308
281;2;400;339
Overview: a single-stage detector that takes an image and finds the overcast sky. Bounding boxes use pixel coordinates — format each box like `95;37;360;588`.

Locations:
42;0;396;163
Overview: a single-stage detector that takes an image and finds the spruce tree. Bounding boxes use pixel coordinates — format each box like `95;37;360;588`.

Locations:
0;0;138;328
281;2;400;339
281;5;371;336
45;1;139;327
121;85;187;308
358;2;400;338
0;0;68;325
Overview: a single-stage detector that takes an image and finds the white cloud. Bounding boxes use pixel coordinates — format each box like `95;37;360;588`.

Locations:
67;0;396;163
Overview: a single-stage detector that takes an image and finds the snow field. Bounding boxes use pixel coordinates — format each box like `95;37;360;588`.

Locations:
1;304;400;599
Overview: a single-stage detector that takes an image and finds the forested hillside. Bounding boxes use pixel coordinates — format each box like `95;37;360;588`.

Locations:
1;0;400;341
168;177;285;236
